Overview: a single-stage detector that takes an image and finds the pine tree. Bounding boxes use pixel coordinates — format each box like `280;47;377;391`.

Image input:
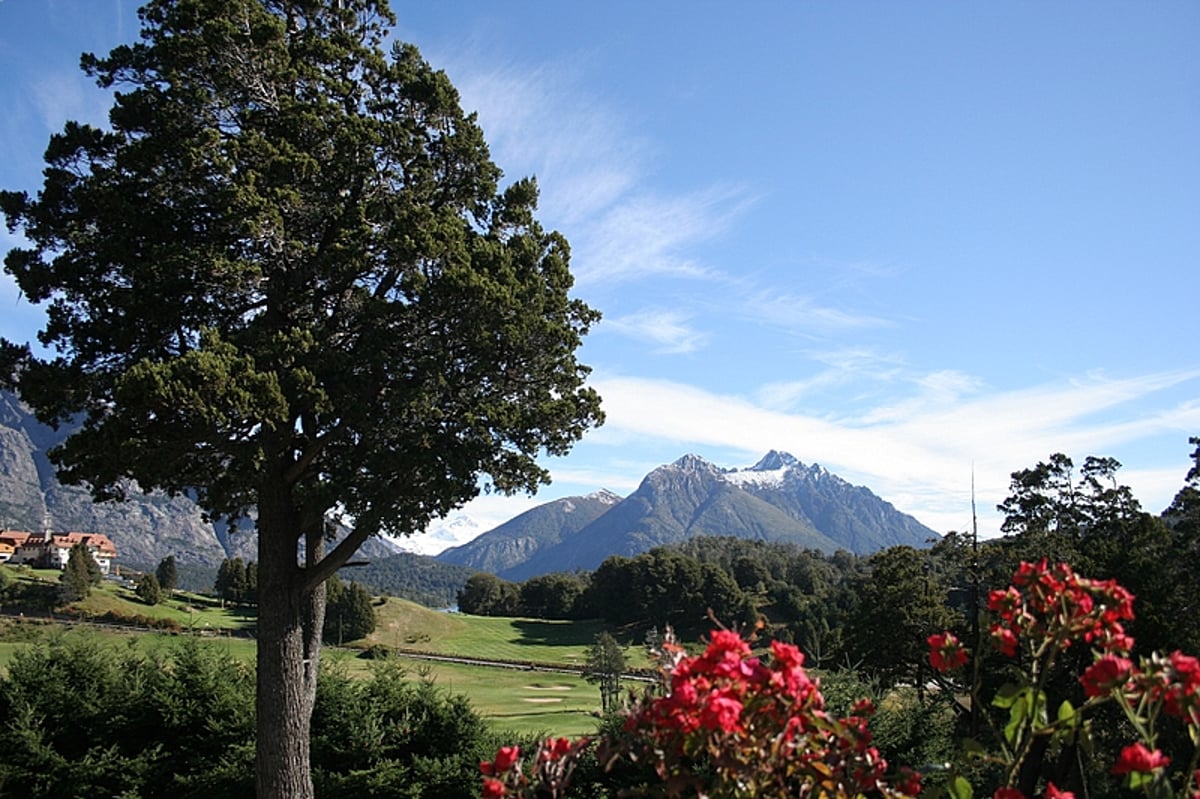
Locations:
136;572;162;605
155;555;178;594
323;577;376;644
60;543;97;602
214;558;248;604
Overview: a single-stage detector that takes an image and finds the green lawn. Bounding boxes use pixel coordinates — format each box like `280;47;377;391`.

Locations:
0;577;650;739
323;648;607;737
368;597;651;669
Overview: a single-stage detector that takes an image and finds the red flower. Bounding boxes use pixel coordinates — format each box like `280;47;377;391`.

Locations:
1112;743;1170;775
482;777;507;798
994;787;1025;799
895;766;922;796
493;745;520;772
706;629;751;657
992;625;1019;657
699;688;744;733
927;631;969;672
1046;777;1075;796
1080;654;1134;698
1045;781;1075;799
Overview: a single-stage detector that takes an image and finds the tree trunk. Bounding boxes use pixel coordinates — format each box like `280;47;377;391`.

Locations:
255;488;325;799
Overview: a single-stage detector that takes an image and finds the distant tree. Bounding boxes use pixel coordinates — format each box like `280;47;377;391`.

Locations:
584;631;626;714
518;572;585;619
214;558;248;605
582;548;750;630
245;560;258;605
155;555;178;594
457;573;520;616
135;572;162;605
59;542;99;602
323;577;376;644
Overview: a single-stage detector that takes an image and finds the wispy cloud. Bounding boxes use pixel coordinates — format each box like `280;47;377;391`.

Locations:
30;69;110;133
603;309;708;354
435;50;754;289
735;288;894;335
451;62;642;225
584;370;1200;537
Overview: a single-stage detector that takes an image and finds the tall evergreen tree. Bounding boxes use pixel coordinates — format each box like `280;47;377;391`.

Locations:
60;542;98;602
214;557;248;604
155;554;178;594
0;1;600;794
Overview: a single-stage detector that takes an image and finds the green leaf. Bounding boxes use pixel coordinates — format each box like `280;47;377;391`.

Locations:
991;682;1023;709
960;738;987;756
947;775;974;799
1003;692;1029;747
1056;700;1076;724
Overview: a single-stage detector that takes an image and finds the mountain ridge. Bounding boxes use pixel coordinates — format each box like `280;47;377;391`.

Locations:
439;450;938;580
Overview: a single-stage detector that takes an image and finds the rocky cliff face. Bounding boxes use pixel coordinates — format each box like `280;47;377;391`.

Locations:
0;391;398;569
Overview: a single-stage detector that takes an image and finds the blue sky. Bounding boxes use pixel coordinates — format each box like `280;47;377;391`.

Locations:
2;1;1199;554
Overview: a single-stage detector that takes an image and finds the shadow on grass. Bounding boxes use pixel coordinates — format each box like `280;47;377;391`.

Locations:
509;619;606;648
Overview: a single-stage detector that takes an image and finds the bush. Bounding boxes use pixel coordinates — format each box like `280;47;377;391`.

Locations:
0;632;507;798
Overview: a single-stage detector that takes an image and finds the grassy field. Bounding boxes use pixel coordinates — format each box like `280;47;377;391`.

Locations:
368;596;652;670
0;575;652;738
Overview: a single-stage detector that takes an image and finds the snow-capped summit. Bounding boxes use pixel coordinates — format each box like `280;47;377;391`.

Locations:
393;513;483;557
751;450;801;472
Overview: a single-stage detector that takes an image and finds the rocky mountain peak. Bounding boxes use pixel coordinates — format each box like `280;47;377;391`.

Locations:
670;453;722;475
751;450;801;472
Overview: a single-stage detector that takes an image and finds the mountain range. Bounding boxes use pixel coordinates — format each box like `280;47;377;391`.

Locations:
437;451;937;580
0;391;937;586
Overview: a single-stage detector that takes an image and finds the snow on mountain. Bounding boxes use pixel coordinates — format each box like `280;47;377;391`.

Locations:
723;449;800;488
388;513;483;557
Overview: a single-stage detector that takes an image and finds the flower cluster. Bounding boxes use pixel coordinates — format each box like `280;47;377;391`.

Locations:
484;628;920;799
986;558;1135;657
481;737;590;799
928;631;970;673
620;629;918;798
927;560;1200;799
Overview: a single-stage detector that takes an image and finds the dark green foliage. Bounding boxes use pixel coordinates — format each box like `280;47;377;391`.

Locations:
155;555;178;593
310;659;497;799
0;634;504;798
820;669;959;790
213;557;249;604
580;547;752;632
518;572;586;619
350;552;475;608
59;542;99;602
457;572;521;616
1;0;602;791
0;636;255;799
135;572;162;605
844;545;958;687
323;576;376;644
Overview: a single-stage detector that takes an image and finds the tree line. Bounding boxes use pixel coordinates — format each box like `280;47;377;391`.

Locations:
459;440;1200;684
